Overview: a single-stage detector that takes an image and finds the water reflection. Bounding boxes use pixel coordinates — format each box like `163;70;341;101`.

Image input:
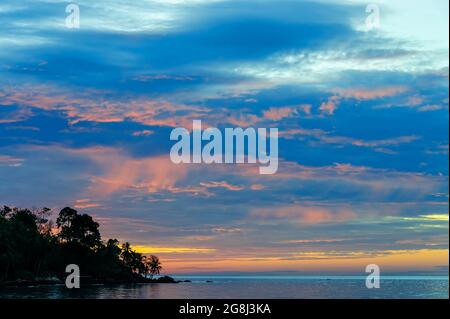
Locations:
1;277;448;299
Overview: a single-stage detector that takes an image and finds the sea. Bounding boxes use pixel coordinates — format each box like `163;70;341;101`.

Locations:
0;275;448;299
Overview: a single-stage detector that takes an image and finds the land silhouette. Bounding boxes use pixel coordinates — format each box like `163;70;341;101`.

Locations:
0;206;175;286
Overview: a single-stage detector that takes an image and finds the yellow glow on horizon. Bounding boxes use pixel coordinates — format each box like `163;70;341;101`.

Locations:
401;214;449;222
158;249;449;274
133;245;216;254
422;214;449;221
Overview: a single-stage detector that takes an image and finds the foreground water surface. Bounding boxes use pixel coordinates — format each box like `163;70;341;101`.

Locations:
1;276;448;299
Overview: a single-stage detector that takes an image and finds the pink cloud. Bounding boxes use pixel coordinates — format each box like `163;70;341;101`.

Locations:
299;104;312;115
56;146;189;196
200;181;244;191
132;129;154;136
262;104;311;121
252;205;356;224
73;199;101;209
335;86;408;100
0;155;23;167
319;86;408;115
224;113;261;127
0;86;210;128
250;184;265;191
319;96;340;115
263;107;295;121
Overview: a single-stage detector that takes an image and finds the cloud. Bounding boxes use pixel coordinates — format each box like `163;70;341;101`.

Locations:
166;185;213;197
239;160;447;203
3;125;40;132
418;104;448;112
276;238;347;244
319;86;408;115
58;146;189;196
282;127;419;153
426;144;449;155
0;155;23;167
0;85;210;128
0;0;448;274
334;86;408;100
402;214;449;222
319;95;340;115
262;104;311;120
21;145;258;201
132;74;195;82
2;85;311;129
251;205;356;224
73;198;101;209
200;181;244;191
132;129;155;136
213;227;243;234
133;245;216;254
250;184;265;191
263;106;296;121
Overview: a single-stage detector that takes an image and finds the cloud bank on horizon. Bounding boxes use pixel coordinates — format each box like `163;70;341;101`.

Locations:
0;0;448;274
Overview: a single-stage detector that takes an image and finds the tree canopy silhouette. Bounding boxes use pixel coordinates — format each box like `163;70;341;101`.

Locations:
57;207;101;248
0;206;162;284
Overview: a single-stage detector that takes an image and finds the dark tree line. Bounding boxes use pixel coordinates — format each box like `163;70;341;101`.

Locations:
0;206;162;284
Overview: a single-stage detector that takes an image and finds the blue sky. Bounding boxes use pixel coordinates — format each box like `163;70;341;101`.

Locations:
0;0;448;274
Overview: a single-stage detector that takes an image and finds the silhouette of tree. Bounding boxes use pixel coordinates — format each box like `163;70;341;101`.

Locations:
0;206;54;280
56;207;101;248
0;206;163;284
147;255;162;279
120;242;133;267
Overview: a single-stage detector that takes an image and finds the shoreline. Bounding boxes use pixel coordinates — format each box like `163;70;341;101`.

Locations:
0;275;186;288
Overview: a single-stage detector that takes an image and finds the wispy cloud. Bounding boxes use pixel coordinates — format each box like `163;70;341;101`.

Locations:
0;0;448;273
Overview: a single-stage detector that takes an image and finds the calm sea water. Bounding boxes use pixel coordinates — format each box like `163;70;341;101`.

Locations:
1;276;448;299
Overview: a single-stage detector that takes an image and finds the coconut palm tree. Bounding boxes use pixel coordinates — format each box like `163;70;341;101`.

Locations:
120;242;134;269
148;255;162;279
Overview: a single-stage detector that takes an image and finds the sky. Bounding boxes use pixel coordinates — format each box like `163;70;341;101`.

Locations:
0;0;448;275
